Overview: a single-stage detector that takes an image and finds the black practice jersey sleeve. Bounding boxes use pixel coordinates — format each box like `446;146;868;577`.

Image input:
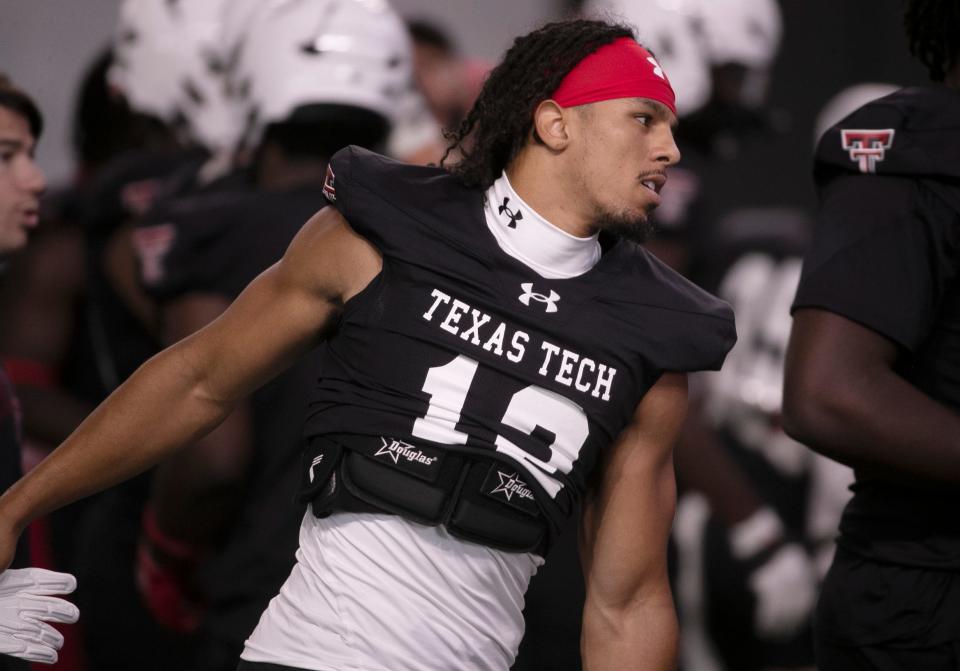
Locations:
135;186;327;302
793;174;960;352
325;145;483;270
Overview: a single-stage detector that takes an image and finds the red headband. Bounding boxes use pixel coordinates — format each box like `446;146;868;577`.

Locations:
550;37;676;115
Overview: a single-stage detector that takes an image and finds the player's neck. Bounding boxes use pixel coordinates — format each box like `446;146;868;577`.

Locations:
483;172;600;278
505;151;596;239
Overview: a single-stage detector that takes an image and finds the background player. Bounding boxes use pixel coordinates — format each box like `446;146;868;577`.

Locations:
784;1;960;669
0;75;82;671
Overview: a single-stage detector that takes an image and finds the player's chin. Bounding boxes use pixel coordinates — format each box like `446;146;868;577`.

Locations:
595;208;655;243
630;202;657;226
624;192;657;221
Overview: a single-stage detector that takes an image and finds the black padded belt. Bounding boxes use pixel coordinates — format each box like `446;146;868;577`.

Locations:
296;434;550;555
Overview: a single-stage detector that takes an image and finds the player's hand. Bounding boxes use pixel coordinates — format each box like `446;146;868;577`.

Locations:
134;508;205;634
0;568;79;664
729;508;817;639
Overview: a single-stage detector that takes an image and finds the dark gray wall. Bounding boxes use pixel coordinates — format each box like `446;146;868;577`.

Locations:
711;0;929;215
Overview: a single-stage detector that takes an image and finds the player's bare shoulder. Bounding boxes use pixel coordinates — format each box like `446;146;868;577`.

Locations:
278;205;383;307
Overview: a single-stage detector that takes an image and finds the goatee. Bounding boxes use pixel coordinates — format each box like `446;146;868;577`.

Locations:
595;209;656;244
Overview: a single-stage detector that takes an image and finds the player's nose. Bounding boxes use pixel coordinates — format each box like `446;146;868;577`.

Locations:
17;156;46;195
653;125;681;167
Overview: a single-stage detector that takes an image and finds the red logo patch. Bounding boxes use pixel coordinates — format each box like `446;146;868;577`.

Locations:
132;224;176;286
840;129;895;173
121;178;163;216
322;164;336;202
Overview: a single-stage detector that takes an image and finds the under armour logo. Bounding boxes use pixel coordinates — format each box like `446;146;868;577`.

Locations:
647;56;665;80
498;197;523;228
840;129;895;173
518;283;560;313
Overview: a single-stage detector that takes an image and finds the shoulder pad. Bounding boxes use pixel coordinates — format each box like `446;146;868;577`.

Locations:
326;146;480;261
599;244;737;372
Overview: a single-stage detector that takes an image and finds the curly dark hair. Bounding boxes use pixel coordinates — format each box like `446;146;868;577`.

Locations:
904;0;960;81
442;19;636;189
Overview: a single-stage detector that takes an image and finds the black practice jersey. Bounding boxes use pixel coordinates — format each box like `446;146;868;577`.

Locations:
136;176;321;300
305;146;736;535
66;148;206;400
793;86;960;569
136;181;328;647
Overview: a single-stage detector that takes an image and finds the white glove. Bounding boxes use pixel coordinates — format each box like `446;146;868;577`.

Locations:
729;508;817;640
0;568;80;664
747;542;817;639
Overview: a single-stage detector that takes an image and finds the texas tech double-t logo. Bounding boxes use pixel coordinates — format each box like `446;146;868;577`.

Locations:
840;129;895;173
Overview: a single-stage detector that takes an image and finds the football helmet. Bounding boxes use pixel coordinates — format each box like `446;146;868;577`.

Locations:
230;0;414;148
109;0;240;151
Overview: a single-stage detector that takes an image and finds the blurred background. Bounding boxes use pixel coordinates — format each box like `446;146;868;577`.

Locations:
0;1;936;670
0;0;927;198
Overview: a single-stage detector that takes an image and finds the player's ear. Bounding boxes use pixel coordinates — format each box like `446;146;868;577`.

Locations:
532;100;571;151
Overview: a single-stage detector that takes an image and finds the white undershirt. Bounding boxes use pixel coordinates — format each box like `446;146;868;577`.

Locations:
242;513;542;671
483;171;601;279
242;173;601;671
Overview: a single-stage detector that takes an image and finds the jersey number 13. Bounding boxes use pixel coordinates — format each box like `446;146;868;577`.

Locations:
412;355;588;497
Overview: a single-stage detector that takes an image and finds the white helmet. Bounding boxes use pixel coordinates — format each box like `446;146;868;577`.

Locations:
583;0;712;116
685;0;782;107
813;82;900;147
686;0;782;70
386;87;444;162
231;0;413;147
109;0;240;151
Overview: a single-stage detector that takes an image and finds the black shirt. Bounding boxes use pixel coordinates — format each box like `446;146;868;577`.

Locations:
305;146;736;536
793;85;960;569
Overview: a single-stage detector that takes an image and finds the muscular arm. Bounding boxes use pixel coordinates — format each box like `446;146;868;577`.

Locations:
580;372;687;671
0;207;381;566
783;308;960;482
149;294;254;545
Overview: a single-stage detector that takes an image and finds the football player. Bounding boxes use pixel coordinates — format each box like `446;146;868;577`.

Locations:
0;79;46;577
784;1;960;669
128;1;413;667
0;76;80;670
0;19;735;671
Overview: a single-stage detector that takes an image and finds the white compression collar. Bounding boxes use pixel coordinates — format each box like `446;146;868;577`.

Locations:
483;172;601;279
